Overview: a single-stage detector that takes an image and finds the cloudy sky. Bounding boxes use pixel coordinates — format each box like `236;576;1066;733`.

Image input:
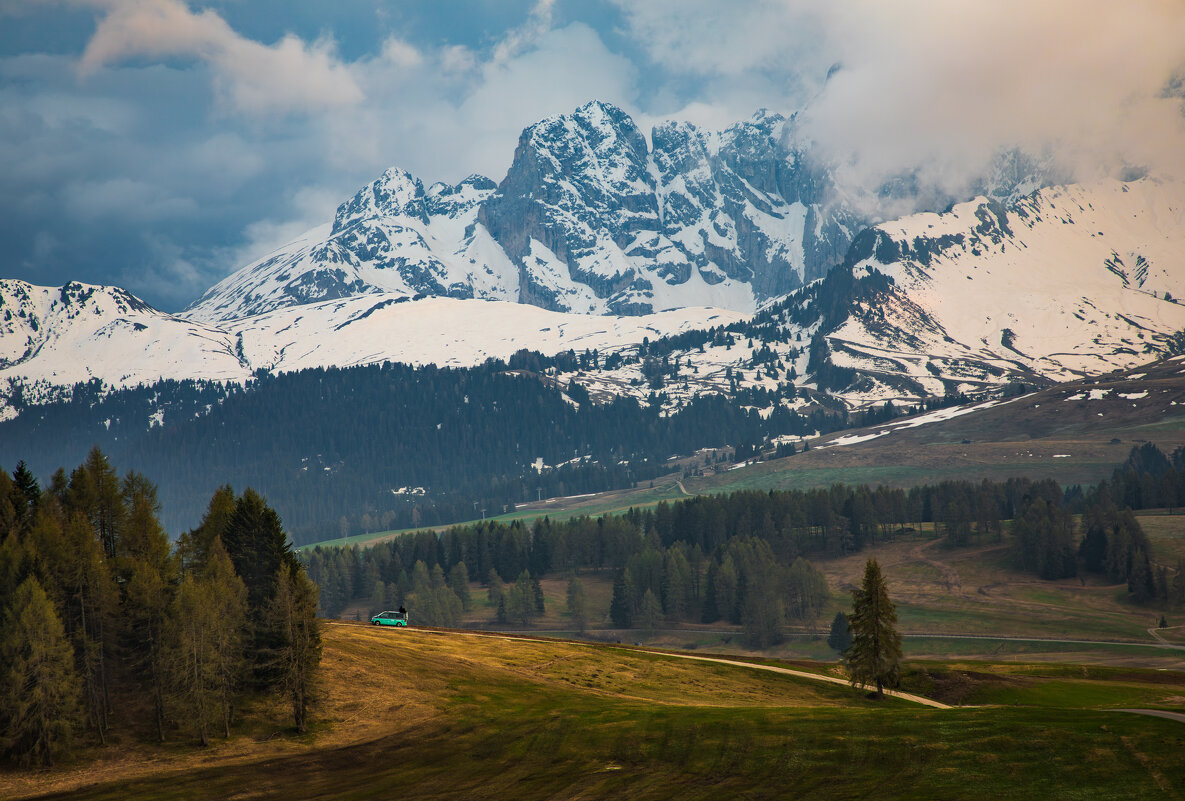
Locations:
3;0;1184;311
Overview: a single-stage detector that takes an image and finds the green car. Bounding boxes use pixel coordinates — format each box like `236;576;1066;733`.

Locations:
371;610;408;627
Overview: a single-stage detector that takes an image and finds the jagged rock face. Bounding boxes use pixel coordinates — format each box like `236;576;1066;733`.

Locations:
189;102;880;323
479;102;865;314
479;102;661;313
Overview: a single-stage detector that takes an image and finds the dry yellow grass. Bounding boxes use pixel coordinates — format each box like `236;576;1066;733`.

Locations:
3;622;873;799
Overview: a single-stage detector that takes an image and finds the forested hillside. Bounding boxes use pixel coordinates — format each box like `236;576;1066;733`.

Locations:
0;357;862;542
306;444;1185;644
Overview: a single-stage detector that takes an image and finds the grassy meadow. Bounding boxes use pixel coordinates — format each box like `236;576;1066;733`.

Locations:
12;624;1185;801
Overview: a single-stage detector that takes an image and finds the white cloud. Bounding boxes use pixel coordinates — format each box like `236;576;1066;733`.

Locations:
616;0;1185;196
222;185;342;270
802;0;1185;191
77;0;363;115
491;0;556;67
322;21;638;185
380;38;423;70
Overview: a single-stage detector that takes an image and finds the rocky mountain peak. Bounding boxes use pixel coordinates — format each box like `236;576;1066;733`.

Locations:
332;168;428;233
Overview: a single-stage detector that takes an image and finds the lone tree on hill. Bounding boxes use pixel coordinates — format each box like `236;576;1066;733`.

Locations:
844;558;902;698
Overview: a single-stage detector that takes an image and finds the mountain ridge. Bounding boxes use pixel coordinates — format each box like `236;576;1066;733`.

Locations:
186;102;874;322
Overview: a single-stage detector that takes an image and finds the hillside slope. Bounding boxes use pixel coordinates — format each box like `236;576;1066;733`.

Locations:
820;177;1185;401
10;626;1184;801
0;281;742;417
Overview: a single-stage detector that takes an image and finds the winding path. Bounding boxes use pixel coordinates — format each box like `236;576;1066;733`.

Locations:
1114;709;1185;724
645;650;950;708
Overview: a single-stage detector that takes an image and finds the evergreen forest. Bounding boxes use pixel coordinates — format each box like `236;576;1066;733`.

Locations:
0;356;873;544
0;449;321;768
304;443;1185;643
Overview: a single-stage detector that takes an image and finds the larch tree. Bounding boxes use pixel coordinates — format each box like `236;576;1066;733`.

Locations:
565;574;587;633
118;472;178;742
61;512;117;744
168;573;219;746
176;485;236;574
844;558;902;698
448;562;471;611
637;589;663;636
203;538;248;737
506;570;537;627
167;536;247;745
0;577;81;767
67;447;124;560
269;564;322;734
486;569;507;623
609;568;635;628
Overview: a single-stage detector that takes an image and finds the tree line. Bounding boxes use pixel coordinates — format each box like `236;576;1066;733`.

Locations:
306;448;1185;647
0;357;865;545
0;448;321;768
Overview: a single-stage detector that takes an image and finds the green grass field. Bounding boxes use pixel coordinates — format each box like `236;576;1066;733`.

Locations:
20;626;1185;801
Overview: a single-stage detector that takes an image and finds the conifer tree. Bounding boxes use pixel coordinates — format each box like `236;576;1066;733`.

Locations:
119;472;178;742
9;461;40;531
168;574;219;746
638;589;663;635
0;577;81;766
221;488;295;615
506;570;537;626
827;611;853;653
205;537;248;738
713;555;739;624
486;569;507;623
531;575;545;615
785;557;828;621
221;488;297;684
565;574;587;633
67;447;124;560
168;537;247;745
609;568;634;628
269;564;321;734
177;485;236;574
844;558;902;698
61;512;117;743
447;562;471;611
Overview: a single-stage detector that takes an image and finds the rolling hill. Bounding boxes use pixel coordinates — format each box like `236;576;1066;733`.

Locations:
9;625;1184;800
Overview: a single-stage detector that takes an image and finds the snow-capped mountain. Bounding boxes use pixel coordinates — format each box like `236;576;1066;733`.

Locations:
814;177;1185;400
476;103;856;314
187;102;1072;325
187;102;871;322
0;281;249;395
185;172;516;324
6;175;1185;422
0;278;744;418
6;94;1185;427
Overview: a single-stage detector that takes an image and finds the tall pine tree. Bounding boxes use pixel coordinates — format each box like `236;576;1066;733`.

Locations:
844;558;902;698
